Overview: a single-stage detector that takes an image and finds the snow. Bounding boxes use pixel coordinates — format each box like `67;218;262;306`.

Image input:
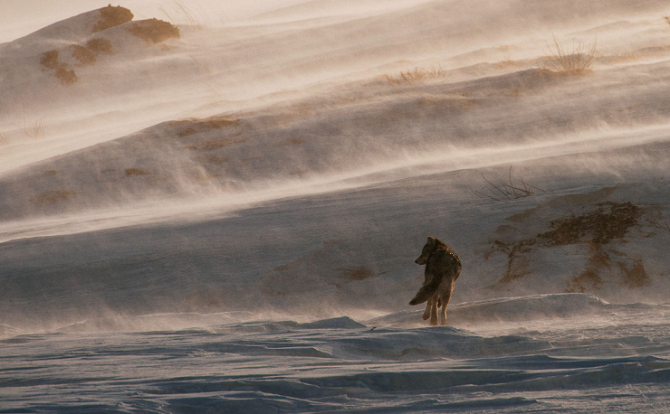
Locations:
2;1;670;412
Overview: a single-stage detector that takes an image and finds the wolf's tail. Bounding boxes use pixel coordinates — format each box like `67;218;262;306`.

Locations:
409;277;440;305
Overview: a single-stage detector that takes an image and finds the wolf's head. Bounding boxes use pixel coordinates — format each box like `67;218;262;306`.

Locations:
415;236;445;265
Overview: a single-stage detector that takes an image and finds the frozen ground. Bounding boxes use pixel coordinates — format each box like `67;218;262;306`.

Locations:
2;1;670;412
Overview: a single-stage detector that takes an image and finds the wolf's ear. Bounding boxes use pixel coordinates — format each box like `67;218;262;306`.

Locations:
427;236;436;245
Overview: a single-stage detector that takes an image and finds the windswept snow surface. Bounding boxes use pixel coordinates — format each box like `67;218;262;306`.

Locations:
3;297;670;413
2;1;670;412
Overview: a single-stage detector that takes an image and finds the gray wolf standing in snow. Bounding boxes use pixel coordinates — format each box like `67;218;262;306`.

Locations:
410;237;461;325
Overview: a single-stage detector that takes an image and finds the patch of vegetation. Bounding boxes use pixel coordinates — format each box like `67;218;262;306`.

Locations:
72;45;97;65
339;265;376;281
186;139;237;151
567;269;602;293
566;242;649;292
31;190;77;205
539;202;640;245
93;5;134;33
128;19;180;44
490;201;649;291
42;37;115;84
124;168;149;176
40;50;60;69
171;117;239;138
86;38;114;55
40;50;77;85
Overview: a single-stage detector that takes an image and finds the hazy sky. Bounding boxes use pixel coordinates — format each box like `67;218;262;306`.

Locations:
0;0;311;42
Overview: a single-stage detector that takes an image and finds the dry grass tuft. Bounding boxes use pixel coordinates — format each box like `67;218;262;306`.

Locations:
128;19;180;44
472;167;544;201
18;106;45;139
159;1;208;27
93;5;134;33
544;36;598;76
31;189;77;205
385;65;446;85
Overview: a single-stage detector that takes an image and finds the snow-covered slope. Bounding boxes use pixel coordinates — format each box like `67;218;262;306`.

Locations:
2;1;670;329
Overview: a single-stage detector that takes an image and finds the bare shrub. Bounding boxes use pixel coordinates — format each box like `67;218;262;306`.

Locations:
472;167;544;201
385;65;446;85
493;239;536;284
544;36;597;76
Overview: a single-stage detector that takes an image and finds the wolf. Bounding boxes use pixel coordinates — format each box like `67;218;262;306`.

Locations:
409;236;461;325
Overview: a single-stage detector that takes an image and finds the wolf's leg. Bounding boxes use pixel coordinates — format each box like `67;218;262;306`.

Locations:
439;280;456;326
430;295;438;326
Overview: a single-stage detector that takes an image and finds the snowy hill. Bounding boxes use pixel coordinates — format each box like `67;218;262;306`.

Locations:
2;1;670;330
0;2;670;322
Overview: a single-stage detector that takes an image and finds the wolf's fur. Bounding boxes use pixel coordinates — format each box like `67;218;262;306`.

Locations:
410;237;461;325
